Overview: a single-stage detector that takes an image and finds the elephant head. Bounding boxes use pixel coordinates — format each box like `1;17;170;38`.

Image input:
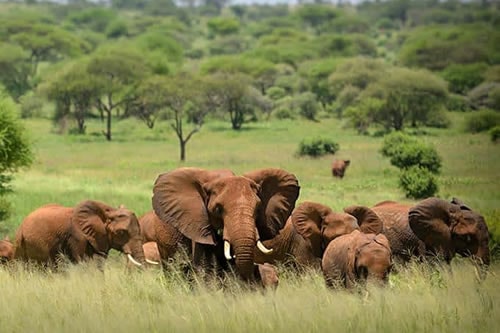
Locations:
347;231;392;286
72;200;145;266
343;205;384;235
152;167;300;280
408;197;490;265
0;236;14;263
291;201;360;258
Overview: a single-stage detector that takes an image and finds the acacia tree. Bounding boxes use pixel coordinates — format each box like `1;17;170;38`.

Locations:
87;48;148;141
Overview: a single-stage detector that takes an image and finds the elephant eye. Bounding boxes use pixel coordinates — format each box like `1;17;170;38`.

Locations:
213;204;224;217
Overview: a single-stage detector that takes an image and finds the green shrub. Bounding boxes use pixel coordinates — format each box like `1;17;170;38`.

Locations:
19;93;44;118
297;137;339;158
105;19;128;39
440;63;488;94
490;126;500;143
267;86;287;101
399;166;439;199
380;132;418;157
425;108;451;129
464;109;500;133
446;94;471;112
296;92;319;121
390;142;442;174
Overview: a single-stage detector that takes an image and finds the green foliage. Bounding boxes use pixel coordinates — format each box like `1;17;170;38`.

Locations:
297;137;339;158
295;4;338;34
467;82;500;110
0;43;31;100
398;24;500;71
207;17;240;37
344;98;384;135
314;34;377;58
363;67;448;130
19;92;44;118
208;36;248;55
440;63;489;94
446;93;471;112
67;7;117;33
399;166;439;199
389;142;442;174
380;131;417;157
295;92;319;121
490;126;500;143
135;31;184;63
105;19;129;39
299;58;340;107
0;92;33;221
267;86;286;101
464;109;500;133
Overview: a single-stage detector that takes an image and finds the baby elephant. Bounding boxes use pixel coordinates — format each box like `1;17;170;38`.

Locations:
322;230;392;289
332;159;350;179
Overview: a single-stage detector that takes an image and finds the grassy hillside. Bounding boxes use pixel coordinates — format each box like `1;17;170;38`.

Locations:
1;114;499;332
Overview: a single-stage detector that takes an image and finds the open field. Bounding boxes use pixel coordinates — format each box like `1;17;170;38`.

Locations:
1;114;500;332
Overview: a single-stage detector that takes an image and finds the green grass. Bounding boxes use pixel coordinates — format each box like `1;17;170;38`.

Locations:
1;114;499;332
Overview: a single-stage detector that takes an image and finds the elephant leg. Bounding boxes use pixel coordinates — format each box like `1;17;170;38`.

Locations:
254;263;279;290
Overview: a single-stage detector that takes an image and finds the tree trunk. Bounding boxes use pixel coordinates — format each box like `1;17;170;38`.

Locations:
180;140;186;161
105;110;112;141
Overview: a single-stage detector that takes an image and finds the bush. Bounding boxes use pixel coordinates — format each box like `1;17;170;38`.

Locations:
389;142;442;174
297;137;339;158
446;94;471;112
267;86;287;101
440;63;488;94
105;19;128;39
19;93;44;118
296;92;319;121
489;126;500;143
464;109;500;133
380;132;418;157
425;108;451;129
399;166;439;199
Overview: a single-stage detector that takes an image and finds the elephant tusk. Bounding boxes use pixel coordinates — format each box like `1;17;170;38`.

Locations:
257;240;273;254
145;259;160;265
224;240;232;260
127;254;143;267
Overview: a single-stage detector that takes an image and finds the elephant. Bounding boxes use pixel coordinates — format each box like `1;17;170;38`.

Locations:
0;236;14;264
138;210;190;266
409;197;490;266
322;230;392;289
331;159;350;179
14;200;145;268
152;167;300;281
370;200;425;263
254;202;384;270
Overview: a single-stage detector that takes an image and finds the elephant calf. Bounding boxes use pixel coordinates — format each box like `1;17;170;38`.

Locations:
322;230;392;289
331;159;350;179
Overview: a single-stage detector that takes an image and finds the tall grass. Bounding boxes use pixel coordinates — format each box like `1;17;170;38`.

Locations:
0;259;498;332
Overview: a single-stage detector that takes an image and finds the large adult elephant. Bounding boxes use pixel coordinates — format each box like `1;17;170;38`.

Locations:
409;197;490;265
14;200;145;267
369;200;425;262
254;202;384;269
152;167;300;281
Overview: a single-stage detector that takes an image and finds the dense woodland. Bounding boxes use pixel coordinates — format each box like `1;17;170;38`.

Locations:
1;0;499;150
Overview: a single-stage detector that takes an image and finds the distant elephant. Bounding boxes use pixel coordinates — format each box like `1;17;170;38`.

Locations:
14;200;145;268
409;197;490;265
152;167;300;281
254;202;384;270
138;210;190;266
331;159;350;178
0;236;14;264
370;200;425;262
322;230;392;289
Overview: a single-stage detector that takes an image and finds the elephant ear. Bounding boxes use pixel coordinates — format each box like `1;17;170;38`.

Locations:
152;167;228;245
72;200;113;256
343;205;383;234
408;197;458;260
243;168;300;240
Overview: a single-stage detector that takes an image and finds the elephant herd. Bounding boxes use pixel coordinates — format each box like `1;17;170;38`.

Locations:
1;167;491;290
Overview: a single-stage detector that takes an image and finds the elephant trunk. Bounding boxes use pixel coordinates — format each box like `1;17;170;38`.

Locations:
124;237;146;267
475;239;490;266
225;210;258;280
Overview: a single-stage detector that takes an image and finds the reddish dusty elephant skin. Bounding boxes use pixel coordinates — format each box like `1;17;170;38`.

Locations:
254;202;384;270
331;159;350;179
138;211;191;265
14;201;145;267
0;237;14;263
409;197;490;266
322;230;392;289
152;167;300;281
371;201;425;262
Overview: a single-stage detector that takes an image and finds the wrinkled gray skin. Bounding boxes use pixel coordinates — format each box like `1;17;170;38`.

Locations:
254;202;384;270
15;200;145;268
409;197;490;266
322;230;392;289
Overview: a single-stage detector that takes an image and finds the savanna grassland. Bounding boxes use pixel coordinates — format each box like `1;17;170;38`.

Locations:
1;113;499;332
